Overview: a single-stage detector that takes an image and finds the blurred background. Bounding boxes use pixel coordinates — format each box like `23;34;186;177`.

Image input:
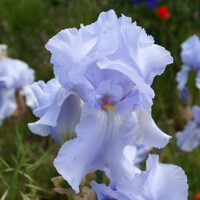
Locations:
0;0;199;199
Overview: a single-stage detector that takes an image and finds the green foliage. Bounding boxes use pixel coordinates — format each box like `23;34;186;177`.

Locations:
0;120;60;199
0;0;199;199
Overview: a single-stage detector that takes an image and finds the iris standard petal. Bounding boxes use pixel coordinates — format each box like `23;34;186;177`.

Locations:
46;10;172;108
98;15;173;85
97;60;155;110
45;10;118;90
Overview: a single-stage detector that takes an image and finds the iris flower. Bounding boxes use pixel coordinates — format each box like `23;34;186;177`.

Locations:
31;10;176;193
0;49;35;123
27;10;189;199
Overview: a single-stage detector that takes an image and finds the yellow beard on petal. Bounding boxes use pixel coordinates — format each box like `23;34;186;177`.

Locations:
101;104;115;112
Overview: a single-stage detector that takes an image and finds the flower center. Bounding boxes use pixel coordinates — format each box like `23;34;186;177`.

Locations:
101;104;115;111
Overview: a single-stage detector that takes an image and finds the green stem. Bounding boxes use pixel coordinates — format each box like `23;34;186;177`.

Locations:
95;170;104;184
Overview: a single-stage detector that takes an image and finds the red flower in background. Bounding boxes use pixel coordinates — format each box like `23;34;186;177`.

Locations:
156;6;170;19
196;192;200;200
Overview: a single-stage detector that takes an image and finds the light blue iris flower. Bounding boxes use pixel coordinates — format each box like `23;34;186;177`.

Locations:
91;154;188;200
176;105;200;152
31;10;180;195
176;35;200;89
28;78;82;145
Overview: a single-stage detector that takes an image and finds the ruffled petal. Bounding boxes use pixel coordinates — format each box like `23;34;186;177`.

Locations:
135;109;171;148
46;10;171;110
97;15;173;85
45;10;118;89
54;103;138;192
92;155;188;200
28;79;81;144
146;155;188;200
